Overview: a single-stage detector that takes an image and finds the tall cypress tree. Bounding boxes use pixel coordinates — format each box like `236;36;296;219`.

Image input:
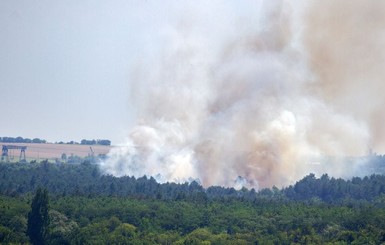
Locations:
27;187;50;245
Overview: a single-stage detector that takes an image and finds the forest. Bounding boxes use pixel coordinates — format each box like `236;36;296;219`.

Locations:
1;160;385;244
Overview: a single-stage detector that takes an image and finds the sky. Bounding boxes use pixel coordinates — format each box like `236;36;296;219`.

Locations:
0;0;259;145
0;0;143;144
3;1;385;188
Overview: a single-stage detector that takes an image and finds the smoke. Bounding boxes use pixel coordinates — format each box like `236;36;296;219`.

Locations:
99;0;385;189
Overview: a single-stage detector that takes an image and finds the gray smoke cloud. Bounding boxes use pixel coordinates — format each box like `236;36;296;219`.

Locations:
99;0;385;189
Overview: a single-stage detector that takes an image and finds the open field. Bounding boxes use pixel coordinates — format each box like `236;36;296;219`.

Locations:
0;143;111;162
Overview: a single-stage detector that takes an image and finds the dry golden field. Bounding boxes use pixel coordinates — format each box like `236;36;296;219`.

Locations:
1;143;111;162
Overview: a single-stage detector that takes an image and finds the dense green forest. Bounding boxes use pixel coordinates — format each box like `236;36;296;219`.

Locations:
1;161;385;244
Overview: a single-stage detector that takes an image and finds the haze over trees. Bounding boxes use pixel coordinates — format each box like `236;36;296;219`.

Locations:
0;136;111;146
1;160;385;243
1;160;385;202
80;139;111;146
0;137;46;144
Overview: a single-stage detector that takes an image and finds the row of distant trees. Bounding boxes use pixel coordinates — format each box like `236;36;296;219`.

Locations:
0;137;111;146
80;139;111;146
0;137;46;144
57;139;111;146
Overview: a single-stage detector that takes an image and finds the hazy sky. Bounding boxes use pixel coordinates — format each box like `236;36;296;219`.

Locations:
0;0;143;144
0;0;257;144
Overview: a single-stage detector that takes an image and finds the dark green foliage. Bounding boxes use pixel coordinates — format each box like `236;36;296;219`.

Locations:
48;210;78;245
1;195;385;244
0;161;385;243
3;161;385;204
27;188;50;245
0;162;224;200
284;173;385;203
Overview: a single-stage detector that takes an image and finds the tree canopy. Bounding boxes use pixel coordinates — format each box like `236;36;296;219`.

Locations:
0;160;384;243
27;188;50;245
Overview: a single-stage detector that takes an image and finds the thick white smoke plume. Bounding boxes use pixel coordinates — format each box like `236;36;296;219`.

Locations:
99;1;385;189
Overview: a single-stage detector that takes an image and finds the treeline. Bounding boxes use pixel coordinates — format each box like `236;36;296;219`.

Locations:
57;139;111;146
284;173;385;202
2;162;385;244
0;136;46;144
0;162;221;201
2;161;385;203
80;139;111;146
0;137;111;146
